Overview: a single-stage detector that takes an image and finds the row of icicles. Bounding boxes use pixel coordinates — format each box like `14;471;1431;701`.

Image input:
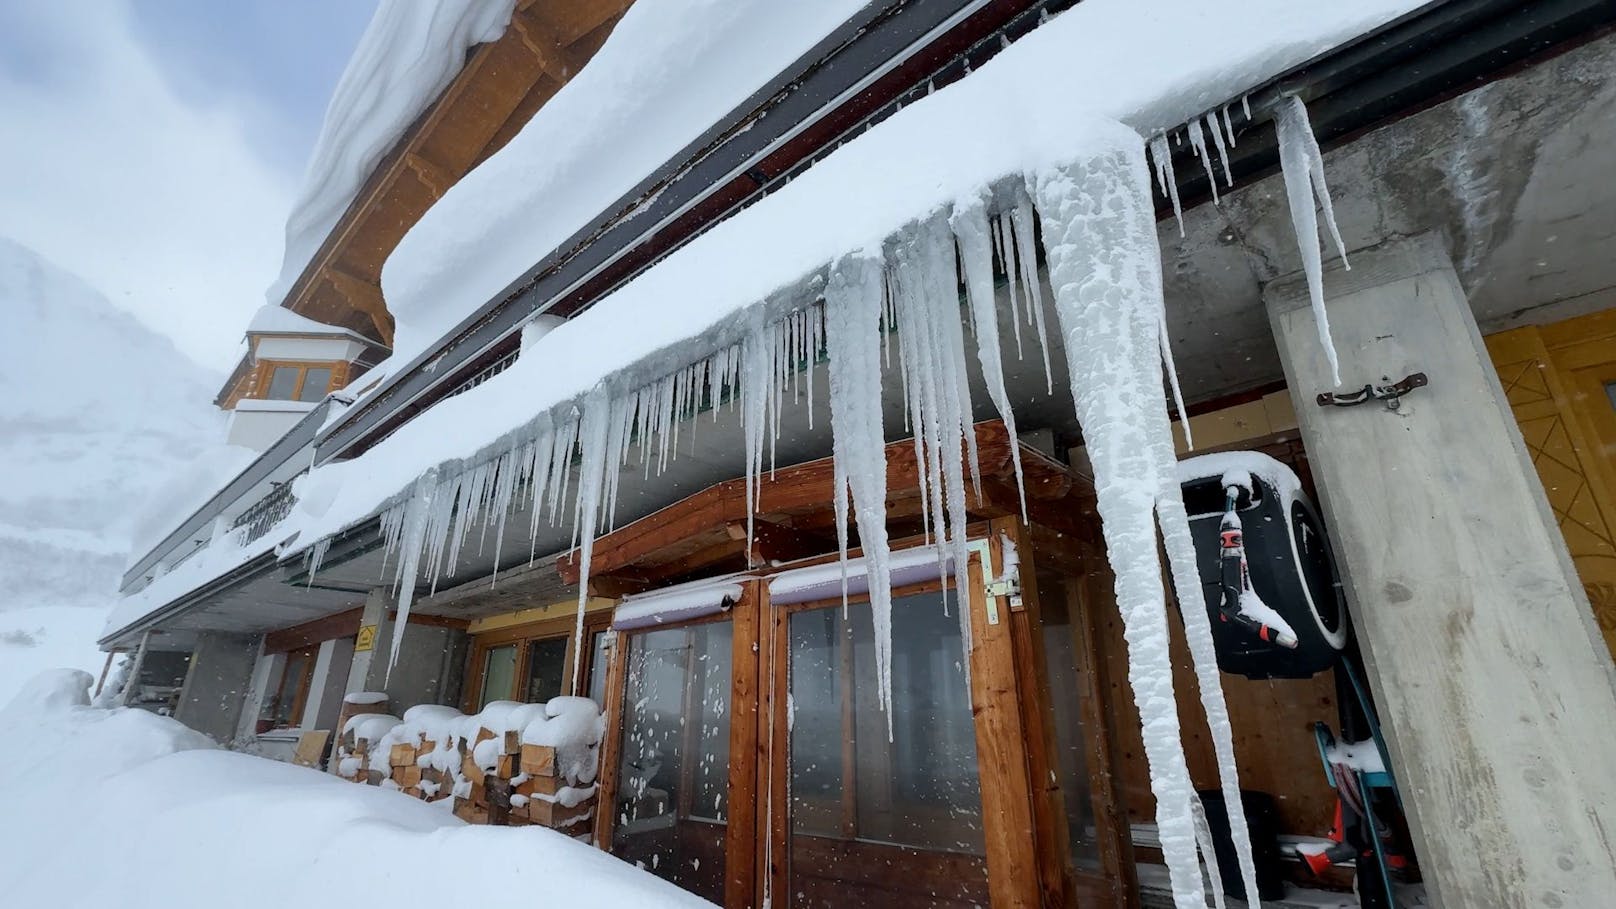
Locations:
303;96;1348;909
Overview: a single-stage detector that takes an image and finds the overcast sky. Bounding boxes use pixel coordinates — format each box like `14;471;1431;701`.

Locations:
0;0;377;373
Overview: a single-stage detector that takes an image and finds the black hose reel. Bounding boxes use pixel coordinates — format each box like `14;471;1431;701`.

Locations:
1178;452;1348;679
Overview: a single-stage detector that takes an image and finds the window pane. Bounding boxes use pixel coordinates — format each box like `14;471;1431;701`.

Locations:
610;622;732;904
266;366;299;400
1038;570;1101;869
262;650;309;728
479;644;518;710
788;590;988;908
298;366;333;402
523;636;568;703
587;630;610;707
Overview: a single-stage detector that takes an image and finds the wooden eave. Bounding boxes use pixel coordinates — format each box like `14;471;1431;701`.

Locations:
557;421;1096;592
272;0;634;347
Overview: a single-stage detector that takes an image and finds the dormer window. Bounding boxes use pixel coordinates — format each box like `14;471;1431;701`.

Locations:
264;364;335;402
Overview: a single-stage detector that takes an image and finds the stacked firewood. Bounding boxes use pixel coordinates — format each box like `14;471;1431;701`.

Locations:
336;705;599;834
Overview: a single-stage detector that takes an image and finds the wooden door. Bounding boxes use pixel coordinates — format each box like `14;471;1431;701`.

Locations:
1488;312;1616;656
755;535;1127;908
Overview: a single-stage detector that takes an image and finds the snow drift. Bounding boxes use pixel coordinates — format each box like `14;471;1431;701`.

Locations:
0;670;712;908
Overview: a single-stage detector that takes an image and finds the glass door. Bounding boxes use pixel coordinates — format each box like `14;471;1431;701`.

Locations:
608;618;734;904
784;586;989;907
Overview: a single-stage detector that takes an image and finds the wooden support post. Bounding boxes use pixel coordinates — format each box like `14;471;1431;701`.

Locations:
725;581;763;908
592;629;629;850
966;539;1042;908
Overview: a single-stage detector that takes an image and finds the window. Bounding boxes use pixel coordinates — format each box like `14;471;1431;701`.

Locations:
266;366;300;400
522;636;568;703
299;367;334;402
260;363;336;402
478;644;519;710
258;645;317;731
468;624;596;709
586;629;612;706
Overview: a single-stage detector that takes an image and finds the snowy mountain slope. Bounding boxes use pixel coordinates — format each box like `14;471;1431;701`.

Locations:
0;236;223;697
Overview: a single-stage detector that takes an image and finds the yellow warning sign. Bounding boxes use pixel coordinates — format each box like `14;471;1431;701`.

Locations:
355;624;377;652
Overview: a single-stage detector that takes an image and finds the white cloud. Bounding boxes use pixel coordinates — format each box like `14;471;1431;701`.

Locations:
0;0;295;373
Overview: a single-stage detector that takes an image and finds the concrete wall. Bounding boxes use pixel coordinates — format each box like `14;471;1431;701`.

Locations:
366;623;468;712
173;632;260;745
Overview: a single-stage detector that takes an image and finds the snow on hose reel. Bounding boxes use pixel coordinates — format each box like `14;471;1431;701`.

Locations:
1178;451;1347;679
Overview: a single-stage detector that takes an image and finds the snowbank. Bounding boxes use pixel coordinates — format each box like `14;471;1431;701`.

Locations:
0;671;708;908
264;0;518;314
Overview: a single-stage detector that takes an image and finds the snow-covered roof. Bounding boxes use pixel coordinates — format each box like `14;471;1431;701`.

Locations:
244;303;372;341
380;0;871;364
378;0;1422;367
263;0;518;314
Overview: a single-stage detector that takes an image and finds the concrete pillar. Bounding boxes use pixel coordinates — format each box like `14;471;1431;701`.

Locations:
172;632;260;745
1265;233;1616;908
343;588;390;696
342;587;468;712
303;637;355;732
235;639;277;741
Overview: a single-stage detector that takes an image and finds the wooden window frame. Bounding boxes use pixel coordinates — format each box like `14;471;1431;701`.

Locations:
264;644;318;731
461;610;613;712
252;359;342;403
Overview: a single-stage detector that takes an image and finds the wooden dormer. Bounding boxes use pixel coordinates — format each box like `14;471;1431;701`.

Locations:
218;306;386;450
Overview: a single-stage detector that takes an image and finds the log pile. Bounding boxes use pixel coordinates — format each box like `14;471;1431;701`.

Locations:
336;702;600;834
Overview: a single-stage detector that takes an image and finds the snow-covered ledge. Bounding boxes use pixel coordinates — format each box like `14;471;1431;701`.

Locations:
227;399;318;451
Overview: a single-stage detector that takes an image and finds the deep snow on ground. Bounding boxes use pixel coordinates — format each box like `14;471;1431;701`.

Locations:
0;236;227;702
0;670;714;908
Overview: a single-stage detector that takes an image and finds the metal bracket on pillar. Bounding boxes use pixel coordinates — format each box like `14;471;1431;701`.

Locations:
1316;372;1428;411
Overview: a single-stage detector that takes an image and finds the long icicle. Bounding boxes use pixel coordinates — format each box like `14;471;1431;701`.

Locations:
1275;95;1347;387
823;252;896;723
1031;126;1209;909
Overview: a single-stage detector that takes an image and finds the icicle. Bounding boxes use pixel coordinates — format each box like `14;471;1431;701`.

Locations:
1031;126;1209;909
950;193;1028;520
991;215;1026;358
1221;105;1237;148
1191;793;1229;909
1186;119;1220;204
384;468;440;681
740;312;771;554
1159;308;1193;451
1147;134;1185;236
1275;95;1348;387
305;537;331;588
568;390;611;692
1007;197;1054;394
1205;112;1234;187
823;252;895;724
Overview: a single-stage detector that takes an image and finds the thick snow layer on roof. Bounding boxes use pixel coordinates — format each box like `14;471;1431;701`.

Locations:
380;0;1422;366
289;0;1423;551
263;0;517;313
245;303;362;339
0;671;712;909
381;0;870;363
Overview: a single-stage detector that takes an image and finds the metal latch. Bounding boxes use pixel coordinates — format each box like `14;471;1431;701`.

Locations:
1317;372;1428;411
